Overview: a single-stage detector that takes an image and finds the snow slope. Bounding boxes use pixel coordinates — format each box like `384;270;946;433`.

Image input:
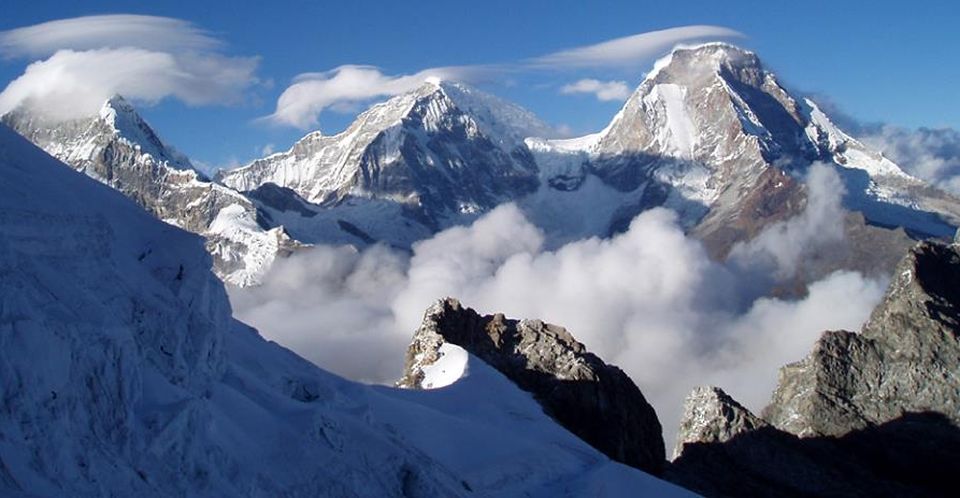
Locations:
0;122;690;496
1;97;290;287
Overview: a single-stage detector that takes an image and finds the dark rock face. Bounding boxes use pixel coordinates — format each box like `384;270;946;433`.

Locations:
764;241;960;437
398;298;666;475
669;241;960;497
669;409;960;497
364;88;540;223
671;387;767;460
692;166;805;260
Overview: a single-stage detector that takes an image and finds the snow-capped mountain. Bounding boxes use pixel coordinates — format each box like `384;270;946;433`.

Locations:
6;44;959;288
529;43;960;257
0;122;692;496
1;97;293;286
223;44;960;272
220;81;550;238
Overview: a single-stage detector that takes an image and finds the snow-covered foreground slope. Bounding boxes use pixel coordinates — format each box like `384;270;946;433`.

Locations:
0;123;690;496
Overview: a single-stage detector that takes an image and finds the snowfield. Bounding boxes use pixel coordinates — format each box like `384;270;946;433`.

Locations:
0;122;692;496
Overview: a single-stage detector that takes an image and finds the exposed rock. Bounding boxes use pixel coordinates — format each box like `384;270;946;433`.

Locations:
669;240;960;496
764;240;960;437
398;298;666;475
669;405;960;497
1;97;293;286
692;167;805;260
220;82;543;230
672;387;766;460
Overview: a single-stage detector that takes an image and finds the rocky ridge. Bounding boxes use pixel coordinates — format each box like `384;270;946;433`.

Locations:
398;298;666;475
1;96;295;286
669;238;960;496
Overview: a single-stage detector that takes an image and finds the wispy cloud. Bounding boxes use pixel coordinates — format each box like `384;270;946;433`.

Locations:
0;15;259;121
0;14;222;58
262;65;485;129
265;25;743;129
530;25;744;69
560;79;631;101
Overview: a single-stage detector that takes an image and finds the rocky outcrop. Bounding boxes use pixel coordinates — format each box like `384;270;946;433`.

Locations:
764;241;960;437
398;298;666;475
671;387;766;460
668;240;960;496
669;397;960;497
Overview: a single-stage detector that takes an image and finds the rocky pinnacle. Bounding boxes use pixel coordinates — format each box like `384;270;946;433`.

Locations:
398;298;666;475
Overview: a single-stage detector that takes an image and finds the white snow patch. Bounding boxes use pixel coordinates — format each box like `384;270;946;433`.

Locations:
420;343;469;389
645;83;696;158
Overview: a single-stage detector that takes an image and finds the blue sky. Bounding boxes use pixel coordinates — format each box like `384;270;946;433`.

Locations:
1;0;958;171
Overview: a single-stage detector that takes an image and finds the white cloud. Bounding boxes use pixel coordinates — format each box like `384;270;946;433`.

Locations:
859;125;960;195
531;25;744;69
0;15;259;121
560;79;631;101
729;162;847;279
229;167;885;445
0;14;221;58
228;244;410;383
260;143;275;156
261;65;484;129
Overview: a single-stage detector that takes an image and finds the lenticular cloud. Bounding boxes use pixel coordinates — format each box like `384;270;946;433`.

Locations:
0;15;259;121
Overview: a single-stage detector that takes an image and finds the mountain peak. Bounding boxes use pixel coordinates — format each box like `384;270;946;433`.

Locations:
672;42;757;60
102;93;135;112
644;42;762;86
93;95;194;171
98;94;145;132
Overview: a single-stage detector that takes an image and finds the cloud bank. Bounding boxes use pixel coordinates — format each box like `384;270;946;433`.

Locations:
560;79;631;101
859;126;960;195
229;165;885;445
0;15;259;121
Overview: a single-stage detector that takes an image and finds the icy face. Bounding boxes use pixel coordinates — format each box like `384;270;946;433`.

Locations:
220;82;542;229
1;97;289;286
438;81;557;152
0;123;692;497
803;99;910;178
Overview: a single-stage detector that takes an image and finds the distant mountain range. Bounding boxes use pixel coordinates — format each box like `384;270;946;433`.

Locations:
5;43;959;288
